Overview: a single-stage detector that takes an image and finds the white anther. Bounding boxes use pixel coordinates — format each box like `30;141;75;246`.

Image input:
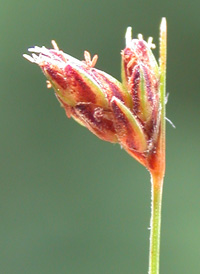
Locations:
28;46;43;53
23;54;35;63
138;33;143;40
147;37;156;49
51;40;59;51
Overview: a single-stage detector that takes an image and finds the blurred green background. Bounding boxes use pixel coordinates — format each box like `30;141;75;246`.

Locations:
0;0;200;273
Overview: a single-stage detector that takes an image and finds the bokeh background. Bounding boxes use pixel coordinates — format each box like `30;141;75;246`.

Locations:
1;0;200;273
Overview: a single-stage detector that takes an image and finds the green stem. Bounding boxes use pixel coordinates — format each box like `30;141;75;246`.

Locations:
148;173;164;274
148;18;167;274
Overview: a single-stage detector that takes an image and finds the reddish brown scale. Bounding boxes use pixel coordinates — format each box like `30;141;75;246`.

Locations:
143;94;160;141
74;103;117;143
111;100;147;166
56;94;116;142
43;64;68;90
69;107;87;126
111;100;141;151
64;65;97;104
122;48;137;78
143;120;154;140
135;40;149;63
141;64;154;104
129;66;140;115
140;103;159;143
92;70;124;103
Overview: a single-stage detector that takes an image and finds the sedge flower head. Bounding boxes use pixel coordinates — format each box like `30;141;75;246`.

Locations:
24;21;166;172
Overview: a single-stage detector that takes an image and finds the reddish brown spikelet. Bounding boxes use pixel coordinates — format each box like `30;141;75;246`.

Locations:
24;30;162;172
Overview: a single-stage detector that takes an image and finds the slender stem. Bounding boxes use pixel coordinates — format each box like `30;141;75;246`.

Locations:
148;18;167;274
148;173;164;274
